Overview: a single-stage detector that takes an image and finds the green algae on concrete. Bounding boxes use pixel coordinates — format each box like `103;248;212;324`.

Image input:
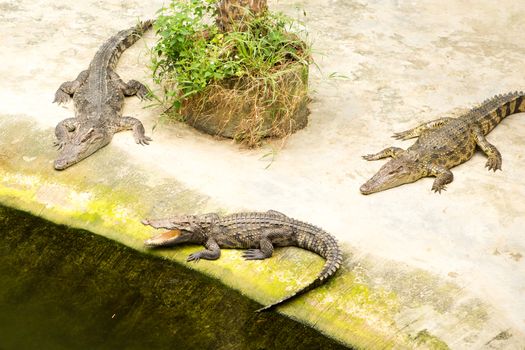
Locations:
2;0;525;347
0;115;486;349
0;204;349;350
412;330;450;350
0;116;213;249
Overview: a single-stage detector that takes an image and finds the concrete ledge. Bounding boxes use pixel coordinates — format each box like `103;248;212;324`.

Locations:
1;0;524;349
1;115;521;348
0;204;350;349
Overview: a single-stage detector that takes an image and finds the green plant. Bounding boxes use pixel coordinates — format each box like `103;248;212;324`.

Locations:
152;0;310;111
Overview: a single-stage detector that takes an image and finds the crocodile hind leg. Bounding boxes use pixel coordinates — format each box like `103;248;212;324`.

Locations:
243;237;274;260
187;238;221;262
53;70;89;105
54;118;79;150
362;147;404;161
428;164;454;193
472;125;502;171
110;71;149;100
393;117;453;140
115;116;152;145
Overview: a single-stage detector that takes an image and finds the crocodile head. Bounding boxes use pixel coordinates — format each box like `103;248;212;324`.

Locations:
54;121;112;170
360;154;424;195
142;214;216;247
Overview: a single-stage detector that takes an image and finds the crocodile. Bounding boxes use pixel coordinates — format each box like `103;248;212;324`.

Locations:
360;92;525;194
52;20;154;170
142;210;342;312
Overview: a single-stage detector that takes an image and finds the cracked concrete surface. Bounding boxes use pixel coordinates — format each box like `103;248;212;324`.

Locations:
1;0;524;348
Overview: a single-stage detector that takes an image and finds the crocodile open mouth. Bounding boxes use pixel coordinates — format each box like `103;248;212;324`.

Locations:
144;229;182;247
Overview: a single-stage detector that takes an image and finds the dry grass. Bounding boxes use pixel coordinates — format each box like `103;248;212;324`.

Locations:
152;1;312;147
175;62;310;147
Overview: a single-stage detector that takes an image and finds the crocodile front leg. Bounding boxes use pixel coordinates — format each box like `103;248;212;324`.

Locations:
472;125;502;171
187;238;221;262
54;118;79;150
393;117;453;140
115;116;152;145
53;70;89;105
110;71;149;100
362;147;404;161
242;237;274;260
428;164;454;193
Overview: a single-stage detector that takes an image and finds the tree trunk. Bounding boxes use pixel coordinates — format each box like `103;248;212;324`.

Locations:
216;0;268;32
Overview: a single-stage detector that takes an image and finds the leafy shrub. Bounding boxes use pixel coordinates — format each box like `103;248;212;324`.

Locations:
151;0;312;146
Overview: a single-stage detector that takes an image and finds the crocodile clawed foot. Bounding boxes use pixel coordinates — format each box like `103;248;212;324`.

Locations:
392;131;410;140
135;135;152;146
431;185;447;194
137;89;151;101
242;249;267;260
187;252;201;262
53;91;71;105
485;157;502;172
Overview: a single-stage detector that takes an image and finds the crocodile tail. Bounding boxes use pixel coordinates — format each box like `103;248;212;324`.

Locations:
472;91;525;135
256;224;343;312
98;19;155;70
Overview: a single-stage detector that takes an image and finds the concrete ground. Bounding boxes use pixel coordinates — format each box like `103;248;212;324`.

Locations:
1;0;524;348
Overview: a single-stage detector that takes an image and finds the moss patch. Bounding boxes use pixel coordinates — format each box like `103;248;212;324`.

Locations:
0;204;350;350
0;116;464;349
412;330;451;350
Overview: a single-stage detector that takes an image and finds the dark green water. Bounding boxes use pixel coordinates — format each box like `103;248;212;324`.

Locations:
0;205;349;350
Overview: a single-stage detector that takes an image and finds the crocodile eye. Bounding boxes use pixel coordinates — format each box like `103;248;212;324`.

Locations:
80;128;95;143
